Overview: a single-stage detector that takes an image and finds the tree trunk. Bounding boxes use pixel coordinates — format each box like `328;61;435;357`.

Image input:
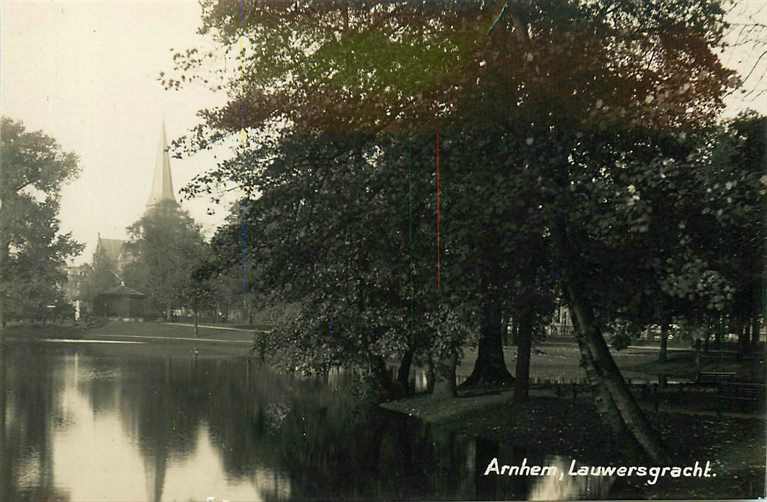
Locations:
552;215;666;463
569;302;627;438
367;355;396;401
193;310;199;337
572;323;628;438
737;320;749;355
461;297;513;387
658;317;670;362
432;349;457;398
715;315;724;347
751;316;762;349
426;355;435;393
501;313;510;346
510;317;518;345
397;348;414;396
566;282;667;462
512;308;533;404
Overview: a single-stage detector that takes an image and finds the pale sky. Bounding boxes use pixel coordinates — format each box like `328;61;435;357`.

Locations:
2;0;230;264
2;0;766;266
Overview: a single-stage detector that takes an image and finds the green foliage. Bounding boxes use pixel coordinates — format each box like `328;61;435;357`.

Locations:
0;117;83;324
122;201;208;317
217;132;442;372
606;319;644;350
701;112;765;318
167;0;760;377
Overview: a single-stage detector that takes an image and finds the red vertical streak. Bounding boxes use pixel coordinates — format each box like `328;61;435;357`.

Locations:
436;129;441;291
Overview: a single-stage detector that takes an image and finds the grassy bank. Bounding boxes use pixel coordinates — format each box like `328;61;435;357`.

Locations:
1;320;257;358
88;320;256;340
0;323;88;339
454;344;764;384
7;322;762;385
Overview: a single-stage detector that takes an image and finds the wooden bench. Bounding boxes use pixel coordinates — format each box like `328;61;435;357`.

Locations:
696;370;736;385
717;383;765;412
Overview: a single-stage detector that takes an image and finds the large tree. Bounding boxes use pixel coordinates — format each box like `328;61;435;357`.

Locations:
122;201;208;318
203;131;461;398
0;117;82;328
173;1;557;394
169;0;744;460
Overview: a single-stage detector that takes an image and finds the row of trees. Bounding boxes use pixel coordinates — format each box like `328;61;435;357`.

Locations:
0;120;259;329
0;115;255;331
165;0;765;462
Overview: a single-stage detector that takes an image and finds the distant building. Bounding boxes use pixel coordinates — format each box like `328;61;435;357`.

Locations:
62;263;91;320
86;123;179;320
93;234;130;272
93;283;146;320
145;122;178;211
63;264;90;302
544;303;575;337
92;123;178;273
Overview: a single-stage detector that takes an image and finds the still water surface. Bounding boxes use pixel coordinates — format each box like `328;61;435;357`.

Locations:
0;340;612;501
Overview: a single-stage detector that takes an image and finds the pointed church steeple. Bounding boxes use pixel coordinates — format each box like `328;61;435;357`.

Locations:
146;122;177;209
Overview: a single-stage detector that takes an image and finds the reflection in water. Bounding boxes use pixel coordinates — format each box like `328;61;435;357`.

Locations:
0;342;6;499
528;455;614;501
0;341;622;501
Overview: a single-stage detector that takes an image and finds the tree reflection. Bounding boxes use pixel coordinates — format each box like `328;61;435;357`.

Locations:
0;343;69;501
0;340;7;498
2;344;602;501
116;356;206;501
81;354;481;500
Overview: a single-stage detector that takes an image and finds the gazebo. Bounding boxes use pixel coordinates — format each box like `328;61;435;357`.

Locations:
94;283;146;320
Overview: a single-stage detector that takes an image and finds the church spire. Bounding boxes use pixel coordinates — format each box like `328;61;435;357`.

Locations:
146;121;177;209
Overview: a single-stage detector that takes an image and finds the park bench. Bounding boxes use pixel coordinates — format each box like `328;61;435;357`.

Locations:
696;370;736;385
717;382;765;413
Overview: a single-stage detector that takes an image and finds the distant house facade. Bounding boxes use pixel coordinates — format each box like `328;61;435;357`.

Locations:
63;263;90;320
547;304;575;337
63;264;89;300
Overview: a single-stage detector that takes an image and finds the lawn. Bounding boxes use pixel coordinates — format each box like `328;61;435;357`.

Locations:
456;342;764;384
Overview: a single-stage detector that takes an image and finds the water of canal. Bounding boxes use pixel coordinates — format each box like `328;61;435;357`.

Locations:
0;340;614;501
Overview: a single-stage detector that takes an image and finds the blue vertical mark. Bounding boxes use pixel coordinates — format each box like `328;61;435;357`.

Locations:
240;201;250;293
238;0;247;135
408;147;414;330
329;319;333;337
238;1;247;294
239;0;254;24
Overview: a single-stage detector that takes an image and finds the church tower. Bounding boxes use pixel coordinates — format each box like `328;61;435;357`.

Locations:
146;122;178;210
